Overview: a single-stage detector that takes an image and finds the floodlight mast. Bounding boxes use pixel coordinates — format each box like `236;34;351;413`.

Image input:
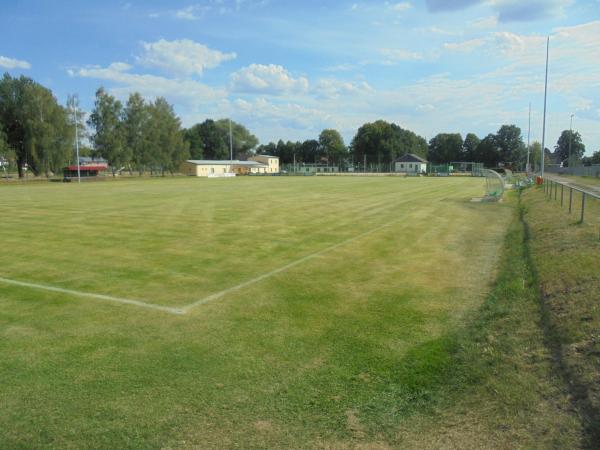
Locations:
229;118;233;162
540;36;549;178
568;113;574;167
526;102;531;173
72;100;81;183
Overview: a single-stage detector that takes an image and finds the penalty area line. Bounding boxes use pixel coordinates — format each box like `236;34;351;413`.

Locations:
0;277;185;315
182;218;400;313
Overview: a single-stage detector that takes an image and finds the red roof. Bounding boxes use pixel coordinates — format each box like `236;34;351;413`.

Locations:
64;165;107;171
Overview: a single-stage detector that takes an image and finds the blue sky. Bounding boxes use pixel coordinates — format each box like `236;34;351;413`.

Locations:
1;0;599;154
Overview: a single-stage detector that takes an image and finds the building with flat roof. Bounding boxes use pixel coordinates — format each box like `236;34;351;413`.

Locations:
181;160;271;177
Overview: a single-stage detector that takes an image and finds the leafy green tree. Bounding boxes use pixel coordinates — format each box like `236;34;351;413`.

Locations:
554;130;585;166
66;94;87;153
145;97;189;174
215;119;259;158
473;134;500;168
0;73;72;177
88;87;128;176
300;139;319;163
495;124;526;168
123;93;150;173
255;141;277;158
351;120;427;166
318;129;346;164
185;119;227;160
427;133;463;163
591;150;600;165
462;133;480;161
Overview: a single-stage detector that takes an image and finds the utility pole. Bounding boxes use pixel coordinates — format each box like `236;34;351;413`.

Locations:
541;36;550;178
568;113;574;168
526;103;531;173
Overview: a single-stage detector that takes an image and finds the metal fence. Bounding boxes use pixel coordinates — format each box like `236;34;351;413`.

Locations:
542;178;600;228
545;165;600;178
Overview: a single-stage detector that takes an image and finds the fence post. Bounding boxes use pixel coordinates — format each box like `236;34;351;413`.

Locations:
561;184;564;207
554;182;557;200
569;188;573;213
580;193;586;223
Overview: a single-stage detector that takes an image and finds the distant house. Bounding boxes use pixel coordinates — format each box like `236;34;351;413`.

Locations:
180;160;272;177
249;154;279;174
395;154;428;174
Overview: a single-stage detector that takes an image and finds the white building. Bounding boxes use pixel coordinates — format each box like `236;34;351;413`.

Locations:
181;160;269;177
395;154;428;174
248;155;279;174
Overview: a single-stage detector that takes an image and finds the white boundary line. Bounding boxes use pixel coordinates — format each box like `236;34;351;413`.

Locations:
181;218;400;313
0;277;185;315
0;218;400;316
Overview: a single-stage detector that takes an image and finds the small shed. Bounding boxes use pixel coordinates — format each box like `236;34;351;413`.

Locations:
395;154;428;174
63;165;107;178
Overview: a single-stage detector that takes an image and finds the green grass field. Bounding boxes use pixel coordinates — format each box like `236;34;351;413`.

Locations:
0;176;569;448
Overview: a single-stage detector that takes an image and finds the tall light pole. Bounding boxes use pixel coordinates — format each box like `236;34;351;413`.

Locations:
568;113;574;168
541;36;550;178
229;118;233;162
526;102;531;173
71;99;81;183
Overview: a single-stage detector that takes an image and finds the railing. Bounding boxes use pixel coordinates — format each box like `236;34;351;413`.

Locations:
543;178;600;225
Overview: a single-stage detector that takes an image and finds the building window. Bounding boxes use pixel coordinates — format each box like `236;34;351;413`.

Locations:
400;164;404;168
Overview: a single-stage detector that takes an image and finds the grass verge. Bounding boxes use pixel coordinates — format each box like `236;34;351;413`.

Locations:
521;186;600;449
394;191;583;449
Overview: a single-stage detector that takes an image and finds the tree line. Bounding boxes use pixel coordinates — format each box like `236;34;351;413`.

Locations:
1;73;597;178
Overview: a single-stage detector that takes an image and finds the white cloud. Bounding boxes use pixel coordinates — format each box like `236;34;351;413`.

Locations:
417;26;461;36
379;48;423;62
443;38;486;53
0;55;31;70
233;97;332;131
174;5;210;20
416;104;435;112
386;1;412;12
72;62;226;106
230;64;309;95
314;78;373;99
137;39;236;77
469;15;498;29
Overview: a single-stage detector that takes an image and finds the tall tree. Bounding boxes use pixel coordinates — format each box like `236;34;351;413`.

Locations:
123;92;150;173
495;124;526;168
554;129;585;166
473;134;500;168
88;88;128;175
66;94;87;167
427;133;463;164
215;119;259;158
351;120;427;166
145;97;189;174
300;139;319;163
318;129;346;164
462;133;480;161
0;73;72;177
